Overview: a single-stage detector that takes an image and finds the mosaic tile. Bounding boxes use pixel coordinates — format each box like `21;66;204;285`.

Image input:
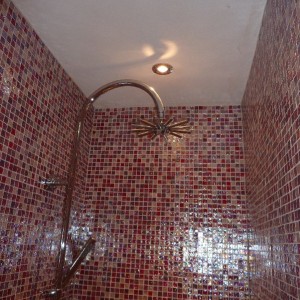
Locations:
1;2;250;298
0;1;90;299
4;0;299;299
242;0;300;299
71;106;249;299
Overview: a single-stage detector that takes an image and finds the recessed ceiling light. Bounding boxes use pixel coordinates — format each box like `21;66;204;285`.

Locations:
152;63;173;75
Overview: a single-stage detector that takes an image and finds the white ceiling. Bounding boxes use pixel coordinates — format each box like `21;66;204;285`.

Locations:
12;0;266;109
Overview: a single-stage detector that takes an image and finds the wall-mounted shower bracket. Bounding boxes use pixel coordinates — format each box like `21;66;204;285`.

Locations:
39;175;68;191
42;289;62;299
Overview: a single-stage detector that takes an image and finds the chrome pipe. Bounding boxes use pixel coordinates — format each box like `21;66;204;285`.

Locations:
51;79;166;298
54;101;90;294
39;176;68;191
61;237;96;288
88;79;165;119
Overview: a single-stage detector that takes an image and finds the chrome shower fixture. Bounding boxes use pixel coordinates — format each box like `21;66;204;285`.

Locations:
86;79;192;140
132;118;192;140
46;79;191;298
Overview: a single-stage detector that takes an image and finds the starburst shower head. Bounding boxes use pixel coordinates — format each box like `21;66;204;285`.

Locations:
132;117;192;140
86;79;192;141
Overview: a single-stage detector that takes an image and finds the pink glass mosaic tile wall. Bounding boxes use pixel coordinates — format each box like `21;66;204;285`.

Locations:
73;106;249;300
0;1;92;298
242;0;300;299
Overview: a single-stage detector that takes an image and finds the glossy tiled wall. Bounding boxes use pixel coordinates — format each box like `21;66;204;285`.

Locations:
0;1;91;298
7;0;299;299
242;0;300;299
73;106;249;299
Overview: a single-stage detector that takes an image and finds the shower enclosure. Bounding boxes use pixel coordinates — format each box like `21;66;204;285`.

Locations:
2;1;299;299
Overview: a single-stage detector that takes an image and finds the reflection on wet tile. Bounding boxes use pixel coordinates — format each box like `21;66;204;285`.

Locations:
242;1;300;299
74;106;249;299
0;1;89;299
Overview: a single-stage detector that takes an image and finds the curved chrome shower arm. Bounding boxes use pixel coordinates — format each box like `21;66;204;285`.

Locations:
88;79;165;119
